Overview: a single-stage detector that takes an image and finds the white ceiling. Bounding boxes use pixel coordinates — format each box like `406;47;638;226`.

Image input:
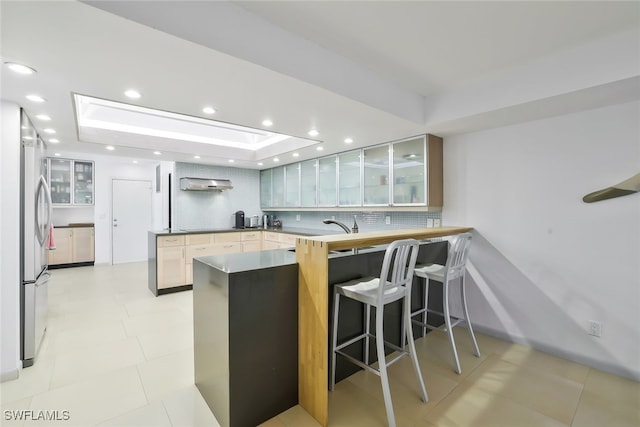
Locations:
1;1;639;169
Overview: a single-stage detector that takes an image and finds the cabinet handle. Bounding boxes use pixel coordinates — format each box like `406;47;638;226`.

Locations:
182;248;185;258
166;238;178;242
196;247;205;251
224;245;233;248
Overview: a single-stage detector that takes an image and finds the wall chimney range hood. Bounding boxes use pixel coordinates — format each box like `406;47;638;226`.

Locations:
180;177;233;191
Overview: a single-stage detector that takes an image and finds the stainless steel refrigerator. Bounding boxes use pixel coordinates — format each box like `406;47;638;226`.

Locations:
20;109;52;367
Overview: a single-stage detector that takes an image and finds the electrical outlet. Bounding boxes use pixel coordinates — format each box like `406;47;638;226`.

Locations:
426;218;434;228
385;216;391;225
588;320;602;337
331;215;335;220
433;219;441;228
296;214;301;221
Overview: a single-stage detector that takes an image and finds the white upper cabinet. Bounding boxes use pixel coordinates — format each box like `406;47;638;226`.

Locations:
392;137;426;205
318;155;337;207
259;134;442;210
271;166;285;207
260;169;272;209
49;158;94;206
285;163;300;207
338;150;361;206
300;160;317;207
363;145;390;206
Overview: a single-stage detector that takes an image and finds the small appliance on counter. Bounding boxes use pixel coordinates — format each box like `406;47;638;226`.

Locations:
263;214;269;229
272;218;282;229
248;215;259;228
234;210;245;229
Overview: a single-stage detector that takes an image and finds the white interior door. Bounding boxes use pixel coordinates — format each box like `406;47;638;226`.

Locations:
112;179;152;264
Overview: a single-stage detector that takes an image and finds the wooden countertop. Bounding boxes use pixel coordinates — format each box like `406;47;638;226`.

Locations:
295;225;472;426
299;226;473;251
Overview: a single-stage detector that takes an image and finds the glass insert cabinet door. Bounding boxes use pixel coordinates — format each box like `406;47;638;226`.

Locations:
318;155;337;206
300;160;317;207
49;158;72;204
285;163;300;207
363;145;390;205
260;169;272;208
393;137;426;204
271;166;285;207
73;161;94;205
338;150;361;206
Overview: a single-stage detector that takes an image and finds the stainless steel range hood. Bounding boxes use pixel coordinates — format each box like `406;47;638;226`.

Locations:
179;177;233;191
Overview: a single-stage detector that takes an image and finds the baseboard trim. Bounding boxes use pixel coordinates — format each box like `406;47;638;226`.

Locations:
0;368;19;383
472;324;640;382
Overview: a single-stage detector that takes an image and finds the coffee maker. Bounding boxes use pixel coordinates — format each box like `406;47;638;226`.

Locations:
234;210;245;229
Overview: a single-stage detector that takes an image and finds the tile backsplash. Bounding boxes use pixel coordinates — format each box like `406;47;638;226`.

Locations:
173;162;262;230
263;210;442;233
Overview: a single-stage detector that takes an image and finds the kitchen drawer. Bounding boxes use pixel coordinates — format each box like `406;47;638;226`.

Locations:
279;233;299;245
241;231;261;241
212;242;242;254
263;231;280;242
242;241;262;252
186;244;217;263
157;235;185;247
214;232;241;243
186;233;212;245
261;240;281;250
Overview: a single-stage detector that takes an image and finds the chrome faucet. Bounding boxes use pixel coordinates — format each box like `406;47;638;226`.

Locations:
323;215;359;234
323;219;351;233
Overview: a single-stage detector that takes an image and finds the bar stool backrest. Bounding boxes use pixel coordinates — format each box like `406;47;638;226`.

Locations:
378;238;420;302
445;233;473;280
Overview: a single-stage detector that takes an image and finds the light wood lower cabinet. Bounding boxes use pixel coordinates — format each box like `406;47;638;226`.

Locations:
154;230;302;294
48;226;95;266
158;246;186;289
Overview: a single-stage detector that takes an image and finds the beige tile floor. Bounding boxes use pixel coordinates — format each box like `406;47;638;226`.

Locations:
2;262;638;427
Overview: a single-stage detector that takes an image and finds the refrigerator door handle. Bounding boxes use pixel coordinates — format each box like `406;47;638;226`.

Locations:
36;272;51;286
35;175;53;246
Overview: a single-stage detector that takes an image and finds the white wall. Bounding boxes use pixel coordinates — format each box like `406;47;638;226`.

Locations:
47;151;160;264
1;102;22;381
443;101;640;380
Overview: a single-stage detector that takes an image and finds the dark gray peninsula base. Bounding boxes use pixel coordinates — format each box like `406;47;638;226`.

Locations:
193;250;299;427
192;240;449;427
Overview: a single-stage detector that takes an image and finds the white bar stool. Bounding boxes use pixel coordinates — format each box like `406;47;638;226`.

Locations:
330;239;428;427
411;232;480;374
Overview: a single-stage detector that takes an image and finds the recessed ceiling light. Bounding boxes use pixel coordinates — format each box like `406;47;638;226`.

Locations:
408;154;416;158
228;159;235;163
36;114;51;121
43;128;56;134
23;136;33;140
202;106;216;115
308;129;319;137
316;146;324;151
48;138;59;144
262;119;273;127
344;138;353;144
124;89;141;99
257;162;264;166
273;157;279;162
194;155;200;159
153;151;161;155
106;145;115;151
293;152;299;157
133;160;138;164
5;62;36;75
54;153;61;157
26;94;45;103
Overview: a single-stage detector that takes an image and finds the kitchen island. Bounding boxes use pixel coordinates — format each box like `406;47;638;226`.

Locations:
193;226;471;427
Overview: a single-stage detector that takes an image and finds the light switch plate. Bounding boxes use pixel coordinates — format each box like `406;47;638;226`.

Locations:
385;216;391;225
296;214;301;221
433;219;441;227
426;218;434;227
